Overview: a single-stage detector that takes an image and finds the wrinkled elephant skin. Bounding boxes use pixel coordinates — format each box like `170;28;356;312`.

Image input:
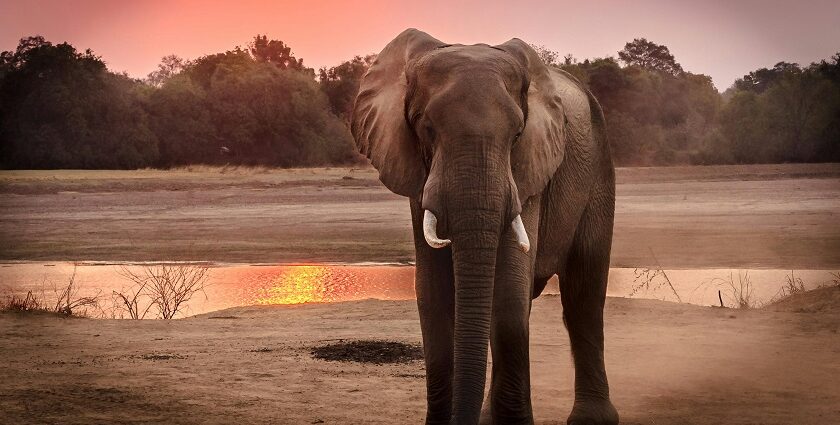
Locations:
351;29;617;425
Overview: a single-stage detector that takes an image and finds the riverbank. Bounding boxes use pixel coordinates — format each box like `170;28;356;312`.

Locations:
2;289;839;424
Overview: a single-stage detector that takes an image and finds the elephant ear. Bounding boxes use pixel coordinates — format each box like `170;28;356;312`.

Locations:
496;39;568;204
351;29;445;198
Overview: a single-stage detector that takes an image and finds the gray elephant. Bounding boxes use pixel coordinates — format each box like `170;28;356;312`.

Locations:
351;29;617;425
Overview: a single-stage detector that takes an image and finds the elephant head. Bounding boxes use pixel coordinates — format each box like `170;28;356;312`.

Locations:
352;29;566;422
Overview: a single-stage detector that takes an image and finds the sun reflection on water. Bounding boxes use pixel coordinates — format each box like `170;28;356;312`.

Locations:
241;265;415;305
250;266;331;304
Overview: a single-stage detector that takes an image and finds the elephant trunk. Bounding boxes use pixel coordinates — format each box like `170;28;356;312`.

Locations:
449;221;499;424
445;159;509;424
420;137;523;423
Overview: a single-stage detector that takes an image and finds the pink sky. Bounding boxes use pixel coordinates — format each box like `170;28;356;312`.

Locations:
2;0;839;90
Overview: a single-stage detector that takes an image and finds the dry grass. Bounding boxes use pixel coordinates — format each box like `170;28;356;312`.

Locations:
769;270;807;303
168;164;274;175
0;265;100;317
0;290;44;312
711;271;758;309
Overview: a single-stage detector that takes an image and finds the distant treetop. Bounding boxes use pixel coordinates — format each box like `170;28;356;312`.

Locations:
249;34;312;76
618;38;684;76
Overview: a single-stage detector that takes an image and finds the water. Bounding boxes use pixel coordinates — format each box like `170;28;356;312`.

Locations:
1;262;835;318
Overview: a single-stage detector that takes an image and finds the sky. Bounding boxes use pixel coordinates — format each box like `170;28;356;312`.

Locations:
2;0;839;90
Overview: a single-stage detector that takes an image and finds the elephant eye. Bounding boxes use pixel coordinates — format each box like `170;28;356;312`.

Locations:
425;125;437;144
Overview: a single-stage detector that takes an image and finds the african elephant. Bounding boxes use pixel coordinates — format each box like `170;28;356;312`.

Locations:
351;29;617;425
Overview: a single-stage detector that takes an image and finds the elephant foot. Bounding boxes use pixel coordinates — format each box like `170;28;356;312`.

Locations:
567;397;618;425
478;401;533;425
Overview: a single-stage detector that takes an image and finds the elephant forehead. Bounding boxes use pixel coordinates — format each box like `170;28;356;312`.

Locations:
415;45;524;81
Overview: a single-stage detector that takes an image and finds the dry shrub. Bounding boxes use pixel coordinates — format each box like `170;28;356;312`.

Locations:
116;264;210;319
828;272;840;288
52;266;100;316
628;247;682;302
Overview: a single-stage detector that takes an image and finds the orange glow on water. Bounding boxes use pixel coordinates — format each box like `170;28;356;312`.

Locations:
252;265;332;305
240;265;415;305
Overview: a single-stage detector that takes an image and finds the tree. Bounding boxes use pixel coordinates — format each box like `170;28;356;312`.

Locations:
150;47;356;167
318;54;376;122
721;60;838;164
733;61;800;93
205;61;354;165
145;54;188;87
185;47;253;89
0;36;158;169
249;34;312;75
147;74;217;166
618;38;683;76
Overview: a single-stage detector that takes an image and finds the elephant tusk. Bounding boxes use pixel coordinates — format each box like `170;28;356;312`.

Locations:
512;215;530;253
423;210;451;249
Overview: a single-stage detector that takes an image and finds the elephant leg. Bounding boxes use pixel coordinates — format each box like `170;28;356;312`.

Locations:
480;198;540;425
559;196;618;425
410;200;455;425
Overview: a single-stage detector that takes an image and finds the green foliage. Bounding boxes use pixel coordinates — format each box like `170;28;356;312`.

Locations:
1;35;356;169
556;42;839;166
318;54;376;122
0;36;158;169
1;34;837;169
250;34;312;76
145;54;188;88
561;55;721;165
618;38;683;76
720;59;840;163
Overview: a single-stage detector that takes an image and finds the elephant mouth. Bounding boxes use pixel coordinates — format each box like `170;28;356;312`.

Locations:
422;209;529;253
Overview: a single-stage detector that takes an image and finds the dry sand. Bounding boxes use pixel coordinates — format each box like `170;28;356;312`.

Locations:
1;163;839;268
2;291;839;425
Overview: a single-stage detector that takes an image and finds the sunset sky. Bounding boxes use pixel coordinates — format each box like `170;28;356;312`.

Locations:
2;0;839;90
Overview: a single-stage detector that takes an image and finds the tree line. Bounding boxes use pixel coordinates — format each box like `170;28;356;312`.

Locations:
1;35;838;169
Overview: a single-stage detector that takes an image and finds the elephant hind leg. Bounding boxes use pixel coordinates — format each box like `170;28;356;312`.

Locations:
558;194;618;425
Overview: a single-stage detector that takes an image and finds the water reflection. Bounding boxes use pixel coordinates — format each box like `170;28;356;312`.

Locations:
0;263;836;318
250;266;332;304
235;265;416;306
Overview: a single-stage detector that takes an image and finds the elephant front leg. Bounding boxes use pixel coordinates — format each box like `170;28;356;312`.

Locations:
559;199;618;425
481;199;539;425
411;200;455;425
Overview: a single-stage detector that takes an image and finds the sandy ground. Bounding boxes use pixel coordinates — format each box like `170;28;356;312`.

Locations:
2;291;839;425
1;164;839;424
1;163;839;268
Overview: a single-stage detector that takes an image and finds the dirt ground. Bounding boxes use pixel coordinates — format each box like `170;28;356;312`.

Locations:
2;164;840;424
2;291;839;425
1;163;839;268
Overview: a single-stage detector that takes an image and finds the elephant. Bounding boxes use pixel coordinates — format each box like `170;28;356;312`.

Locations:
351;29;617;425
